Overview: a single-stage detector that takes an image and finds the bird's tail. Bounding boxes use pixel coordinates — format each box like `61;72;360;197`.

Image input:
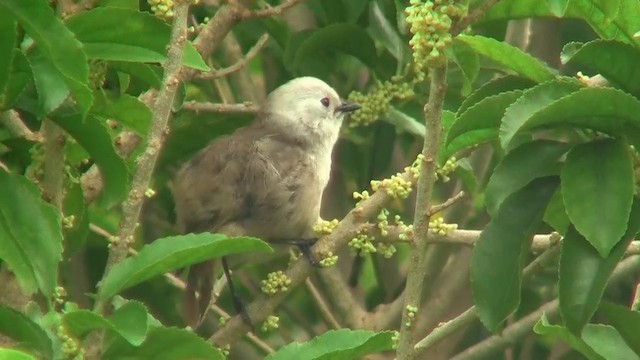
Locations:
184;260;216;328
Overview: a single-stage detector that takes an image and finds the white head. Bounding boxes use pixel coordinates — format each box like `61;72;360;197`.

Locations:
261;77;360;151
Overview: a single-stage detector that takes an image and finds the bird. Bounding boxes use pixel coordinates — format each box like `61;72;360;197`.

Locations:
171;76;360;327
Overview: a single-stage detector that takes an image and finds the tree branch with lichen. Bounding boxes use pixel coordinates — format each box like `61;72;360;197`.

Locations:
96;0;191;309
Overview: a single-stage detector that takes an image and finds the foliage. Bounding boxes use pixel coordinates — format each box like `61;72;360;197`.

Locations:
1;0;640;359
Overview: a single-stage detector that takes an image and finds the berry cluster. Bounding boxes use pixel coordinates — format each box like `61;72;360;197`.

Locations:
347;78;414;127
405;0;468;70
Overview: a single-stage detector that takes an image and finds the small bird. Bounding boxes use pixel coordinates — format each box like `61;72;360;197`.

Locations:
172;77;360;326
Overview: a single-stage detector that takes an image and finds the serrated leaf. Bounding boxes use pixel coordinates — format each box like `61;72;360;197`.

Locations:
28;50;69;116
559;199;640;334
444;90;523;159
52;112;129;207
98;234;271;300
561;40;640;98
534;313;604;360
292;24;377;74
485;140;571;216
499;79;582;149
561;139;634;256
0;7;16;102
266;329;395;360
472;177;559;332
0;50;30;111
65;7;209;71
102;327;224;360
455;35;556;83
447;41;479;96
543;187;570;234
0;306;52;359
565;0;638;45
507;87;640;149
599;302;640;356
458;75;535;115
63;301;149;346
582;324;640;360
0;173;63;299
0;0;92;117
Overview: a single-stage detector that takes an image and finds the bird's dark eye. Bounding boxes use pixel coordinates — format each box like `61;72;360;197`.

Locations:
320;97;330;107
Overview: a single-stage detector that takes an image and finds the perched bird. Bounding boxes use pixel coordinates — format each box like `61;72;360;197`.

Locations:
172;77;360;326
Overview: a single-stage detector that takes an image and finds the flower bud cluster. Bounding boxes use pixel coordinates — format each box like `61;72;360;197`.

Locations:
148;0;174;20
436;156;458;182
318;251;338;267
405;0;468;70
428;216;458;235
313;219;339;235
261;315;279;332
349;233;377;254
370;154;424;199
347;78;414;127
261;271;291;295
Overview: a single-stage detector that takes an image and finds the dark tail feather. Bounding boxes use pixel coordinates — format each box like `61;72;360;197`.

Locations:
183;260;215;328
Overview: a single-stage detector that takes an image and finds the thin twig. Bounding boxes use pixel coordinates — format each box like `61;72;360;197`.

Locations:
396;65;448;360
1;110;41;142
451;0;503;35
428;191;465;216
237;0;304;19
304;278;341;329
317;267;366;328
182;101;259;114
97;0;191;310
198;34;270;80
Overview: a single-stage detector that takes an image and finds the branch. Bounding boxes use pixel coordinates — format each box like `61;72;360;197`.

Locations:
1;110;41;142
304;278;341;329
97;0;191;309
197;34;269;80
396;65;448;360
428;191;465;216
208;170;418;346
237;0;304;19
316;267;367;328
451;0;503;35
41;119;65;210
181;101;259;114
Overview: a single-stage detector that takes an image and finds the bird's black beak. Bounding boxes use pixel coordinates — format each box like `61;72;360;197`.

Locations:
335;102;360;113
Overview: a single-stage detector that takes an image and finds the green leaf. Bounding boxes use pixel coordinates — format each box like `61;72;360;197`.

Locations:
28;50;69;116
458;75;535;115
507;87;640;149
582;324;640;360
565;0;639;45
52;112;129;207
455;35;556;83
499;78;582;149
102;327;224;360
534;313;604;360
599;302;640;356
0;173;63;299
0;0;92;117
0;348;37;360
485;140;571;216
63;301;149;346
0;7;16;101
444;90;523;159
65;7;209;71
447;41;479;96
0;306;53;359
266;329;395;360
92;92;152;136
292;24;377;74
471;177;559;332
559;199;640;334
0;50;30;111
368;1;409;65
98;233;272;300
561;139;634;256
543;187;570;234
561;40;640;98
